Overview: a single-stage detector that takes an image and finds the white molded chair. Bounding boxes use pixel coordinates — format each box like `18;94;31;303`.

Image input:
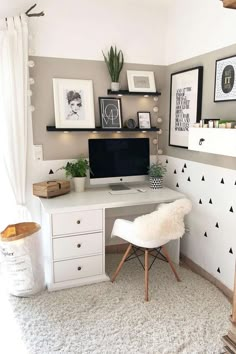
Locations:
111;198;192;301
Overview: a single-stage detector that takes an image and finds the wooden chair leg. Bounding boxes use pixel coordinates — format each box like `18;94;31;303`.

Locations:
162;245;181;282
111;243;132;283
145;249;149;301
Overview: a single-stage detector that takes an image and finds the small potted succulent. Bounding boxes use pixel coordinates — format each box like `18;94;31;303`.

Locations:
102;45;124;91
61;158;90;192
148;162;167;189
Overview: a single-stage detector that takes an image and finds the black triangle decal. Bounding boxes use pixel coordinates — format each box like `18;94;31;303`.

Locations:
230;206;234;213
174;169;177;174
209;199;212;204
176;183;179;188
229;248;233;254
235;181;236;185
187;177;191;182
199;199;202;204
215;222;219;228
221;178;224;184
201;176;205;181
166;159;168;163
49;169;54;174
182;168;184;173
184;163;187;168
217;267;221;273
204;232;207;237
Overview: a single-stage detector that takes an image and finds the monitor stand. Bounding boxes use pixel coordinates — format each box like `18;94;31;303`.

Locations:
109;184;139;195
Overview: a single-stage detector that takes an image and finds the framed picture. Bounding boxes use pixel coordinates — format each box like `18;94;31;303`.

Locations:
214;55;236;102
169;66;203;148
53;78;95;128
127;70;156;92
99;97;123;129
137;112;151;129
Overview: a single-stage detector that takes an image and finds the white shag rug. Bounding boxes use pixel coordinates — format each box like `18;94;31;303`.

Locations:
0;255;231;354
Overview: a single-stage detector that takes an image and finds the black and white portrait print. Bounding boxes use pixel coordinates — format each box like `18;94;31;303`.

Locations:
99;98;122;129
169;67;203;148
64;89;85;120
53;79;95;129
214;56;236;102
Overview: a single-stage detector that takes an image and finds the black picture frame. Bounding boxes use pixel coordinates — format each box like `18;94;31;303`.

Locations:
169;66;203;149
99;97;123;129
214;55;236;102
137;112;151;129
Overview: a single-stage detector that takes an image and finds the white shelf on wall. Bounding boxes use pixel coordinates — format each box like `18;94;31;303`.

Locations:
188;127;236;157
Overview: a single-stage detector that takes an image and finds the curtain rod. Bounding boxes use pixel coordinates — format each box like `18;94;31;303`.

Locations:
25;3;44;17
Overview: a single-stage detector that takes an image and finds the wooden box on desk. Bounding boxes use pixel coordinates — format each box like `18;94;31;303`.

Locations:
33;180;70;198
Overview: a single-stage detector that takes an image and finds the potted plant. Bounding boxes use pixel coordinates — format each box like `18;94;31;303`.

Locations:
148;162;167;189
102;45;124;91
61;158;90;192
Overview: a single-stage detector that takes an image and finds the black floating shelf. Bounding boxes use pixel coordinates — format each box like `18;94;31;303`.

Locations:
46;126;159;132
107;89;161;96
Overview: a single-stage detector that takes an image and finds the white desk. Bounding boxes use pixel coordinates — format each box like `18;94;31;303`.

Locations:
40;185;184;291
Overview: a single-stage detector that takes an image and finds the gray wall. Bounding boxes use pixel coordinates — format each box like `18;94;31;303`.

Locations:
31;57;166;160
160;44;236;170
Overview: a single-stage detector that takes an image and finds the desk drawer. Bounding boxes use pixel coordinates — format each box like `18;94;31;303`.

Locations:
52;209;102;236
54;255;102;283
53;232;102;261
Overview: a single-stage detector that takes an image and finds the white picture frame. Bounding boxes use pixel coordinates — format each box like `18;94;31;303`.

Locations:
53;78;95;128
127;70;156;92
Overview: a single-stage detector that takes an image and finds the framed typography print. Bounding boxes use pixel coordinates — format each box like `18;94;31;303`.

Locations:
169;66;203;148
53;78;95;128
99;97;123;129
214;55;236;102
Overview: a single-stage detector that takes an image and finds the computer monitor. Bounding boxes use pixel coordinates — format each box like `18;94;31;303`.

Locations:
88;138;150;186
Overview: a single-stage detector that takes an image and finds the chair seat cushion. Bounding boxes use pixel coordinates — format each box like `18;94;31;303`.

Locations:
111;198;192;248
111;218;164;248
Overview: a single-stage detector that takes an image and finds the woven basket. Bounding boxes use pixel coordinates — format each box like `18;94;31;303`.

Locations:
150;177;163;189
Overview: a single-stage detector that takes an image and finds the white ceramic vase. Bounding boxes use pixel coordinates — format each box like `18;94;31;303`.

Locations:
149;177;163;190
111;82;120;91
73;177;86;192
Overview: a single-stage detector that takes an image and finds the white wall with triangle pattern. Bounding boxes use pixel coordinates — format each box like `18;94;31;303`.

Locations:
160;155;236;291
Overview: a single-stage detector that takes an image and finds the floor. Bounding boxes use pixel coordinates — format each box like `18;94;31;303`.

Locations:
0;255;231;354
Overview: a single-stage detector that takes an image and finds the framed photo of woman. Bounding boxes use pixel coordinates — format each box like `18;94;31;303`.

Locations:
53;78;95;128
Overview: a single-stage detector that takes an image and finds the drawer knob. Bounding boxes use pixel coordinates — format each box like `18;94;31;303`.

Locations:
76;220;81;224
199;138;205;146
77;266;82;271
77;244;81;248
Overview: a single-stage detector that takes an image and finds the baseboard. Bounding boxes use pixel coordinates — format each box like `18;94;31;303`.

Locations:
181;254;233;301
105;243;128;254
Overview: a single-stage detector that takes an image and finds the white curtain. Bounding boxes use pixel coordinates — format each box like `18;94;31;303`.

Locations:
0;14;31;230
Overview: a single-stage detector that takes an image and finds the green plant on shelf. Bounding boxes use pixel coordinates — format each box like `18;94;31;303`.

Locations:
102;46;124;83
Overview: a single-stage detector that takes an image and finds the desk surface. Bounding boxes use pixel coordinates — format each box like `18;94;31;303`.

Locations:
40;184;185;213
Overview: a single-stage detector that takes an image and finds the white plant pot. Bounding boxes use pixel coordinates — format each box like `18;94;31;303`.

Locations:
149;177;163;190
111;82;120;91
73;177;86;192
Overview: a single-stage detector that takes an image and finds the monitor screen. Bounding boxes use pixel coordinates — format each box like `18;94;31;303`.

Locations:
88;138;150;185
